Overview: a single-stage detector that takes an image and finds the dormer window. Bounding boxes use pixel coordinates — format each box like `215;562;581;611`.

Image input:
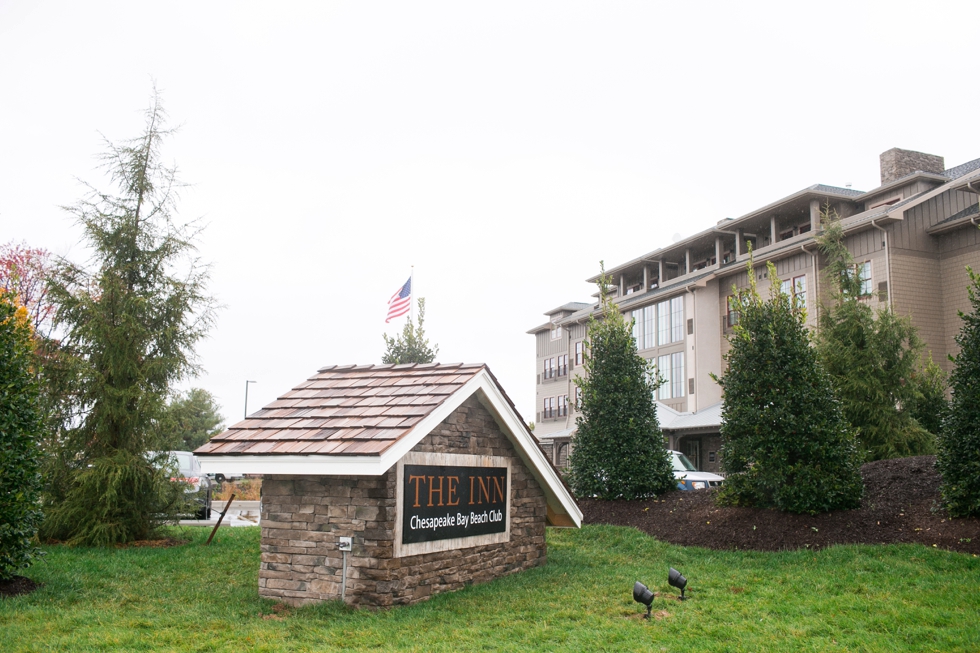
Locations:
870;196;901;210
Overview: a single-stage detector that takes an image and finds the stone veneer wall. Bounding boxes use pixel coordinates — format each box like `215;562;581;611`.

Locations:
879;148;944;185
258;394;549;607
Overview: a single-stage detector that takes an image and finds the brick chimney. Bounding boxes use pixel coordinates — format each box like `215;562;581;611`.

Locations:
880;148;945;185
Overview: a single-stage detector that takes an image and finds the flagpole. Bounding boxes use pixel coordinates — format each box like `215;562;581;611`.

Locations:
410;265;415;325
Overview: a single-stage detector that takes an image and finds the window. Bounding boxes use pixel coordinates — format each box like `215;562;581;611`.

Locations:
550;325;562;340
856;261;872;296
574;341;584;366
671;352;685;399
557;354;568;377
543;358;555;380
630;307;657;350
643;305;655;349
798;223;811;234
631;309;642;349
780;276;807;309
727;294;744;327
670;297;684;343
843;262;872;297
870;196;901;210
557;395;568;417
631;306;657;350
543;397;555;419
657;353;686;400
658;301;670;345
657;297;684;345
657;355;671;399
793;275;807;309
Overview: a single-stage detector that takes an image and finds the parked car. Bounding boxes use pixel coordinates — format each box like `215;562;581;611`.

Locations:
152;451;214;519
670;450;724;490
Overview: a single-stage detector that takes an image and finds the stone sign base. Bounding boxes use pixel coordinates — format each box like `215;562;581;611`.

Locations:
258;395;549;607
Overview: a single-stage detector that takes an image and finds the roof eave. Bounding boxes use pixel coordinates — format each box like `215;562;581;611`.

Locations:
948;173;980;195
586;187;862;284
860;171;950;201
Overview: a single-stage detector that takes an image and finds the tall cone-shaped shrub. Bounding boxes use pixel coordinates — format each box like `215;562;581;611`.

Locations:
716;258;863;514
0;291;43;579
567;265;674;500
938;267;980;517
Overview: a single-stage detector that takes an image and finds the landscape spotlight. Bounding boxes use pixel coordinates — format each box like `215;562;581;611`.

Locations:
633;581;655;619
668;567;688;600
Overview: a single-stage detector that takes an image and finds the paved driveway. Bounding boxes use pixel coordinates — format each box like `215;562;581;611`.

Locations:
178;500;260;527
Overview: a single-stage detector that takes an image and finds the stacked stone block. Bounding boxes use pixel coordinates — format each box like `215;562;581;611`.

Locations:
258;394;548;607
880;148;944;185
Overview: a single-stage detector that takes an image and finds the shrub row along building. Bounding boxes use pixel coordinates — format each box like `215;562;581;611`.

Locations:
529;148;980;474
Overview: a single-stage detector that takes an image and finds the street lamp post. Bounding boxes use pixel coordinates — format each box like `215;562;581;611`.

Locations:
244;380;257;419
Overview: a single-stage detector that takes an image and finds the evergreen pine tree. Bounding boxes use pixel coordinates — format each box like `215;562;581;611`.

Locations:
816;208;936;460
382;298;439;364
716;259;863;514
567;266;674;500
40;94;216;545
156;388;225;451
937;267;980;517
907;357;948;440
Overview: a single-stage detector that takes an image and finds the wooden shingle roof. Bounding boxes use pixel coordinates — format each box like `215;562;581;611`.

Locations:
196;362;582;527
196;363;486;457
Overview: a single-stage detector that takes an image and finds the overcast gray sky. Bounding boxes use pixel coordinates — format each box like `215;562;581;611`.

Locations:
2;1;978;426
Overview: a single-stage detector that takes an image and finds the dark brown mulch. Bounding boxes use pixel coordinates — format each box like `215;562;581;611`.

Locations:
579;456;980;554
0;576;40;599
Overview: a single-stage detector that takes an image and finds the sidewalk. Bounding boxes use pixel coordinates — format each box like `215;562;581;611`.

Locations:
178;500;261;527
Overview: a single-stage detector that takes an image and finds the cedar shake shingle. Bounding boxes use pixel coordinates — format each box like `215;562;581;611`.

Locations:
196;363;487;457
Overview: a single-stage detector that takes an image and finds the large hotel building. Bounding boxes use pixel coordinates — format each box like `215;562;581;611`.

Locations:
529;148;980;473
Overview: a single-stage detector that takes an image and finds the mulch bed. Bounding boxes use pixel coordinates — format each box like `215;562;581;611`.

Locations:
0;576;40;599
580;456;980;555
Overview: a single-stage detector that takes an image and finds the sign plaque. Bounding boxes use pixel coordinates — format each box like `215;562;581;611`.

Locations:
402;464;508;544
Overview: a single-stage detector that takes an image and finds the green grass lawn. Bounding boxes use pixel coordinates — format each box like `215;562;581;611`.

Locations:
1;525;978;652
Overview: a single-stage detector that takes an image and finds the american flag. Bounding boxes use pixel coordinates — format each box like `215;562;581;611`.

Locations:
386;277;412;323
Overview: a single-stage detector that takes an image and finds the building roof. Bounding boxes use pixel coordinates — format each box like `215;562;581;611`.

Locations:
580;155;980;289
927;201;980;235
944;157;980;180
535;425;577;440
808;183;864;198
527;303;595;334
656;401;723;432
546;302;592;315
195;363;582;527
198;363;483;458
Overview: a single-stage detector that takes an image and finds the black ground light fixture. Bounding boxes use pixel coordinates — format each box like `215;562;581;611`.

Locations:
633;581;655;619
668;567;688;600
